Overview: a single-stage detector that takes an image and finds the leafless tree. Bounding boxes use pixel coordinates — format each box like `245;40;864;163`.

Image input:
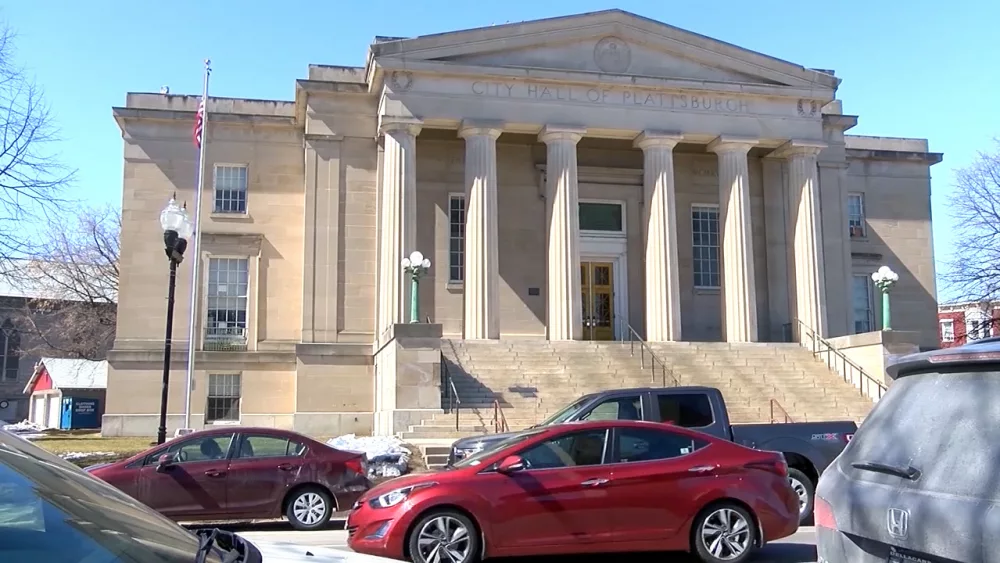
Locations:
944;138;1000;301
11;205;118;360
0;23;75;275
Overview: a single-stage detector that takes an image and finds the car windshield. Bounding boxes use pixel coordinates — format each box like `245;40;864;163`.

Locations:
0;431;225;563
838;368;1000;499
536;396;592;427
451;430;544;468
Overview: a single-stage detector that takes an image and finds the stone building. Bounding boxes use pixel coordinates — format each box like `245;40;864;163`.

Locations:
106;10;942;436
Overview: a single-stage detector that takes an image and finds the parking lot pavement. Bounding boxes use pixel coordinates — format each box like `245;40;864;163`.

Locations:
223;520;818;562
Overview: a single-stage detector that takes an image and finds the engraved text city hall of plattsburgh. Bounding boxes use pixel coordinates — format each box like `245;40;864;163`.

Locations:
105;10;941;437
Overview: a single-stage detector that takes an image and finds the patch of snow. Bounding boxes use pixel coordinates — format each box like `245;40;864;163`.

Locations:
60;451;118;461
327;434;411;479
2;420;47;441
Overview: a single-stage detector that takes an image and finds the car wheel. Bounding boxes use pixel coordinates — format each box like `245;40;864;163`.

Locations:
787;468;815;524
407;510;480;563
285;487;332;531
692;503;757;563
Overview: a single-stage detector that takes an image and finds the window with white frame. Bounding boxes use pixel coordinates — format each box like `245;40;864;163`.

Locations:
965;308;992;342
206;373;241;423
207;258;249;344
0;319;18;382
579;202;624;234
448;195;465;283
691;205;720;289
852;275;874;333
848;193;866;238
213;165;248;214
940;319;955;343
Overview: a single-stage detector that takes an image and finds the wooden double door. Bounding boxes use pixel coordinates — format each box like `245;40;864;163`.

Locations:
581;261;615;341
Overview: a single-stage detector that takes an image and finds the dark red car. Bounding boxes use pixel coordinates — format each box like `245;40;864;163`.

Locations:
347;420;797;563
88;427;371;530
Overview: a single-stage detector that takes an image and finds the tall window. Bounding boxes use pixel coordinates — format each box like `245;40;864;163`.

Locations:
213;165;248;214
206;373;241;423
852;275;874;333
0;320;18;382
848;193;866;238
965;308;992;342
691;205;720;289
207;258;249;345
940;319;955;343
448;195;465;283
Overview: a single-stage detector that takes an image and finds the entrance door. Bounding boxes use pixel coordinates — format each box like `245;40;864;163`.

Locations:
581;261;615;341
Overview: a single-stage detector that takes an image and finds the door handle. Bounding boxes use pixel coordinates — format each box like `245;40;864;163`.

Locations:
204;469;227;478
580;478;610;487
277;463;297;471
688;465;716;474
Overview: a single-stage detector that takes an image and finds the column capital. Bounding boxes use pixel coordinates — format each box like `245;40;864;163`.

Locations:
634;130;684;150
379;117;423;137
458;120;504;140
769;139;827;159
538;125;586;145
707;135;758;155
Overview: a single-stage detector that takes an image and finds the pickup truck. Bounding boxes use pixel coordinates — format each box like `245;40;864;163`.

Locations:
448;385;857;524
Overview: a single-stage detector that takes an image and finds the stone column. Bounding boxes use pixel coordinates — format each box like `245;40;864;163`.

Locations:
458;121;503;340
635;131;684;342
773;140;828;337
376;120;421;340
539;125;586;341
708;136;759;342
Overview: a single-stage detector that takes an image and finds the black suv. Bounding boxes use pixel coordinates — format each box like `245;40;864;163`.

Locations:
816;338;1000;562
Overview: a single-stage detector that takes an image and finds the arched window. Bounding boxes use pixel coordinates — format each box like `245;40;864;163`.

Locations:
1;320;18;382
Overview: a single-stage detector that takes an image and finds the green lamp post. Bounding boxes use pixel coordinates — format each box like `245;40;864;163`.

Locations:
871;265;899;331
401;250;431;323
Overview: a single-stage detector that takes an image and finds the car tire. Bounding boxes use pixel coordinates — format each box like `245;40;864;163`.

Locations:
285;487;332;531
407;510;480;563
692;502;757;563
787;468;815;524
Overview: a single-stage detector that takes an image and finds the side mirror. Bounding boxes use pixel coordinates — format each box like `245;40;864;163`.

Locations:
156;453;175;472
497;455;526;474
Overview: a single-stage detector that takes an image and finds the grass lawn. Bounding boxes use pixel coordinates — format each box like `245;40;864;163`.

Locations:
32;432;155;466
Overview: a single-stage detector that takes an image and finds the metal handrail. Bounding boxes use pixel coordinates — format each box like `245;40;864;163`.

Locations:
614;315;679;387
769;399;794;423
795;319;888;401
440;351;462;430
493;400;509;433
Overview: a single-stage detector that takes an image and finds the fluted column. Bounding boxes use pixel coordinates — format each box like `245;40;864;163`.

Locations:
539;125;586;341
635;131;684;342
708;136;759;342
459;121;503;340
376;120;421;339
773;140;828;337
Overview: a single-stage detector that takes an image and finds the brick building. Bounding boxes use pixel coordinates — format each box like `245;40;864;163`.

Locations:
938;300;1000;348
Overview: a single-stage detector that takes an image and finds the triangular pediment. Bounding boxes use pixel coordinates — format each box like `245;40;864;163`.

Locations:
371;10;839;92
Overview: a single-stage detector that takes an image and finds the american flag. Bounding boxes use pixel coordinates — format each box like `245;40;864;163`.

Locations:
193;98;206;148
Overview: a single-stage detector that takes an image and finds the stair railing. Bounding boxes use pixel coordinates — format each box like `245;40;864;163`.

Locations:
493;400;509;433
769;399;794;423
440;351;462;430
614;315;679;387
795;319;888;401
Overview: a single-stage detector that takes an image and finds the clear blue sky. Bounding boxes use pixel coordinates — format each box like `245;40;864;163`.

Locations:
4;1;997;301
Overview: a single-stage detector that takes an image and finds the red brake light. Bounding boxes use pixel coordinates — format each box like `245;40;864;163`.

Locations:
814;495;837;530
345;457;367;476
745;457;788;478
928;351;1000;363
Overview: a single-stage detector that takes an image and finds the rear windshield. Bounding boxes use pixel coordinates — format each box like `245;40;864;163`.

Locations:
839;368;1000;499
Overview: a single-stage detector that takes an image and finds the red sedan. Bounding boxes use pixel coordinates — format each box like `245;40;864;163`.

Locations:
88;427;371;530
347;420;797;563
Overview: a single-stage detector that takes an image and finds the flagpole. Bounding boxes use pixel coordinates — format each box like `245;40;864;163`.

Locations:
182;59;211;433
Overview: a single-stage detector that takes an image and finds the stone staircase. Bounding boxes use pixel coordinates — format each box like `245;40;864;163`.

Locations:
398;339;875;444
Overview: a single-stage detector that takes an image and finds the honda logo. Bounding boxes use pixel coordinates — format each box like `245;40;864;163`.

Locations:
887;508;909;539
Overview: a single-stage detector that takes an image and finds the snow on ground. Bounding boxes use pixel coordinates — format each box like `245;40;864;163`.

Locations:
2;419;47;440
60;451;118;461
327;434;411;479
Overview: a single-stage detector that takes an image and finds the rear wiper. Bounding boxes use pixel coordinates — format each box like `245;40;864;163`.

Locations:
851;460;921;480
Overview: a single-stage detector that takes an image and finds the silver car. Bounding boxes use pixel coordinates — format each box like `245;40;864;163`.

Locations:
816;338;1000;562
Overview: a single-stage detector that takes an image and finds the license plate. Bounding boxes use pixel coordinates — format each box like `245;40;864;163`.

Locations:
888;546;935;563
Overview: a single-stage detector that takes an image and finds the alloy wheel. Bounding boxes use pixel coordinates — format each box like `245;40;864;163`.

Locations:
291;492;327;526
700;507;751;561
416;515;472;563
789;477;809;515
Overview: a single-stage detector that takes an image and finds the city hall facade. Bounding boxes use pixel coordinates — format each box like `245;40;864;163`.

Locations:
105;10;941;436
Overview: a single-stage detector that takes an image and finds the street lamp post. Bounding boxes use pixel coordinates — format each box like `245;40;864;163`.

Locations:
871;265;899;331
158;196;194;445
401;250;432;324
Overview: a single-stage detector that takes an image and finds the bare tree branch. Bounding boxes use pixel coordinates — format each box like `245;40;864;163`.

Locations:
943;138;1000;302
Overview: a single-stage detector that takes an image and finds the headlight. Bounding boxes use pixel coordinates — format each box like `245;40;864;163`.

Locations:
368;482;437;509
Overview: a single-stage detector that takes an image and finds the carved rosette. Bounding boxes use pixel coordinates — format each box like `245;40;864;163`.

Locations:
797;99;819;117
389;71;414;92
594;36;632;73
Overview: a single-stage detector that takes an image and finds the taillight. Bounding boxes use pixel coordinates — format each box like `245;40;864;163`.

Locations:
814;495;837;530
745;457;788;478
345;457;367;476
